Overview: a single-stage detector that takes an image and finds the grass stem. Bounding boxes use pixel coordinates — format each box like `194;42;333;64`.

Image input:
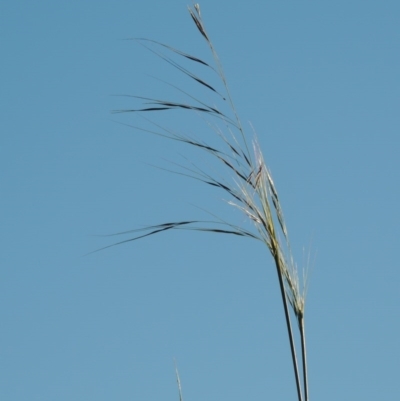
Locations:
273;252;303;401
300;317;309;401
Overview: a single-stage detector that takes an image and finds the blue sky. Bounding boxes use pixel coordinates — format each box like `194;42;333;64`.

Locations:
1;1;399;400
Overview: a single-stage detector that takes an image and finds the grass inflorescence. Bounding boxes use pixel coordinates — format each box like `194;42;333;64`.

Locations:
104;4;310;401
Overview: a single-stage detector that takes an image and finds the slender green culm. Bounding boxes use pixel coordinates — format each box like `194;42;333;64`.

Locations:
175;361;184;401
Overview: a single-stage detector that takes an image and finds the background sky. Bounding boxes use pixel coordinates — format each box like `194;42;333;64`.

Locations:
1;1;399;400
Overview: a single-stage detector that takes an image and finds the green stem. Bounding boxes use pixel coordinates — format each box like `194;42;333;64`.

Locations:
300;316;309;401
274;254;303;401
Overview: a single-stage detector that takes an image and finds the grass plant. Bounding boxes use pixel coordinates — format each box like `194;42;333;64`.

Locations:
104;4;310;401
